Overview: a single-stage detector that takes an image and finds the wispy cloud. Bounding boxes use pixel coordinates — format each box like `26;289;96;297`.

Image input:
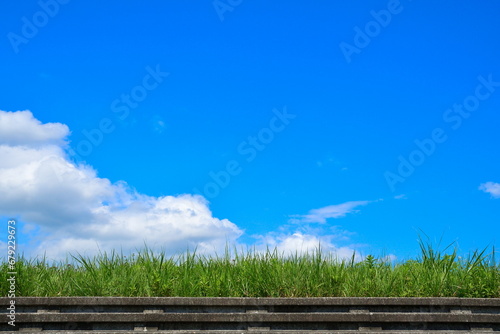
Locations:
291;201;371;224
315;154;347;171
479;182;500;198
151;115;167;134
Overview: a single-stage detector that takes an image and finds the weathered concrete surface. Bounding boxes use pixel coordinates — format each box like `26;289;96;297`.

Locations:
1;297;498;333
15;311;500;323
2;329;496;334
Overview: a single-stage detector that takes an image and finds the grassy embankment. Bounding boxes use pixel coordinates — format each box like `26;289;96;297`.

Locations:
1;241;499;297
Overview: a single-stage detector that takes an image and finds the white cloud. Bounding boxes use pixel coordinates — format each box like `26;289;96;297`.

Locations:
0;110;69;147
479;182;500;198
0;110;242;260
255;231;361;261
252;200;376;261
0;241;6;259
291;201;371;224
381;254;397;262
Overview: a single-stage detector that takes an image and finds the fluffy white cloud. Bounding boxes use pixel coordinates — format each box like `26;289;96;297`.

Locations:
0;110;69;147
291;201;371;224
0;110;242;259
479;182;500;198
255;231;361;261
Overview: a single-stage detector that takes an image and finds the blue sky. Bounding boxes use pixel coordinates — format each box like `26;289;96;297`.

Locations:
0;0;499;261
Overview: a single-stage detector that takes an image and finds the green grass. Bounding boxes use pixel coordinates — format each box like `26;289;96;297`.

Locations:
1;241;499;297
